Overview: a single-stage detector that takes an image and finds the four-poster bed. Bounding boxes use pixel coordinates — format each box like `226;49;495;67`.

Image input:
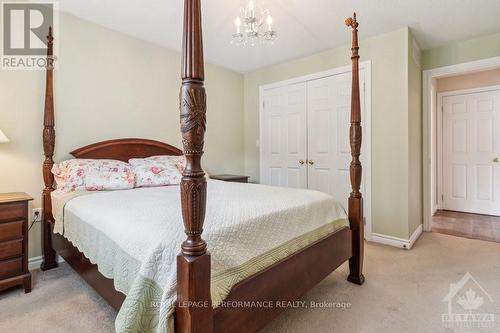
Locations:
40;2;365;332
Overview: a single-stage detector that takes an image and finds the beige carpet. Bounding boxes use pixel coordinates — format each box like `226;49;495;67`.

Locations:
1;232;499;333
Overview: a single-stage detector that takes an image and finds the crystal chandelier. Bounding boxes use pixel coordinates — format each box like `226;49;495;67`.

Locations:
231;1;277;46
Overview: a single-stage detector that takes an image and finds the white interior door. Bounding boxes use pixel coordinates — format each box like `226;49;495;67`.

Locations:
442;88;500;215
307;71;365;208
261;82;307;188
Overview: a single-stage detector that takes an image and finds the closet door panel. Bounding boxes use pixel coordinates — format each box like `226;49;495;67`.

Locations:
307;76;337;196
335;74;355;203
261;83;307;188
307;71;365;208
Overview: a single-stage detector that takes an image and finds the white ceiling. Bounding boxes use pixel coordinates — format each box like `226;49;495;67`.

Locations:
60;0;500;73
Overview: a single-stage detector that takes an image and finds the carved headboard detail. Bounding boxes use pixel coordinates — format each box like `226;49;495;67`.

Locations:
70;138;183;162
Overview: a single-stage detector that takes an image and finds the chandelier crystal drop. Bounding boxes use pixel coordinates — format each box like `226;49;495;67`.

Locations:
231;1;277;46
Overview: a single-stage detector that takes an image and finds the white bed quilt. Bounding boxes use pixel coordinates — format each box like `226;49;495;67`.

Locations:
52;180;349;333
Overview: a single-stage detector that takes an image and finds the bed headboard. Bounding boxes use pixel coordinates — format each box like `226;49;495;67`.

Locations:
70;138;183;162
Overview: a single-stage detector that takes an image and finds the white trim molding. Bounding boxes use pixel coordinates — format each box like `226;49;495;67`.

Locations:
28;255;65;271
258;61;373;241
371;224;423;250
422;56;500;232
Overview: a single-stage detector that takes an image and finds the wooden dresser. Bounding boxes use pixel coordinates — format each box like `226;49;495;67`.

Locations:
0;192;33;293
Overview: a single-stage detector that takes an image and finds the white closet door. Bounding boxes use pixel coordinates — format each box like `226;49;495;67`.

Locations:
442;89;500;215
261;82;307;188
307;71;365;207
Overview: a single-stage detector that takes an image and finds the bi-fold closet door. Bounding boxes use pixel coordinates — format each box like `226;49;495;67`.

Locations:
261;70;365;208
261;82;308;189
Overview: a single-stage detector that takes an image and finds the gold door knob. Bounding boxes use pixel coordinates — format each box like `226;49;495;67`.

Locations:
299;160;305;165
494;157;499;163
308;160;315;165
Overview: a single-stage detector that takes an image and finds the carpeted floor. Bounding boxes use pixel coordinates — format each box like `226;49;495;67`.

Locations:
1;232;499;333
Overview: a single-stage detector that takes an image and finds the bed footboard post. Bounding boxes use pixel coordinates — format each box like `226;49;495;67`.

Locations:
345;14;365;286
41;27;58;271
176;1;214;332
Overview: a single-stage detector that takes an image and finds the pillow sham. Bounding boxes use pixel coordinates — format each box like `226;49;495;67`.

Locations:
169;155;187;174
85;167;135;191
129;156;182;187
167;155;209;177
52;159;133;192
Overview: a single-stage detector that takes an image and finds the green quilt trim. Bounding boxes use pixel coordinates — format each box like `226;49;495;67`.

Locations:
68;217;350;333
116;276;169;333
210;218;349;307
116;218;348;333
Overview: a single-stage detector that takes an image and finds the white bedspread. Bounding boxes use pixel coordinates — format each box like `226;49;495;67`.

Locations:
52;179;348;333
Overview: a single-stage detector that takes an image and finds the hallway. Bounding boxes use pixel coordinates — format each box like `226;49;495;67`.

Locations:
432;210;500;243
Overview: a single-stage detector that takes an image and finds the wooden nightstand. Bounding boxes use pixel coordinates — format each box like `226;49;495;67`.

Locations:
210;174;250;183
0;192;33;293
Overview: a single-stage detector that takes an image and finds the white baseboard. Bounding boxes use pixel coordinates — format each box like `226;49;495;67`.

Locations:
370;224;423;250
28;255;66;271
408;224;424;248
28;256;43;271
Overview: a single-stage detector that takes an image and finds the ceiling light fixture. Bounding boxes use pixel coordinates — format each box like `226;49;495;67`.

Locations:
231;1;277;46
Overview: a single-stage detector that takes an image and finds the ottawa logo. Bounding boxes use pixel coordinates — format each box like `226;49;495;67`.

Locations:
442;272;494;328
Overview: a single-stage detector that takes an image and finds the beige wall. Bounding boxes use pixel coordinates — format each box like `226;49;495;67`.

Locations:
407;31;423;237
422;32;500;70
0;12;244;259
244;27;420;239
437;68;500;92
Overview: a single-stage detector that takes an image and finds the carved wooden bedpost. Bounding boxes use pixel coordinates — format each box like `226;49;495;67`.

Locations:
345;13;365;285
176;1;214;332
41;27;58;271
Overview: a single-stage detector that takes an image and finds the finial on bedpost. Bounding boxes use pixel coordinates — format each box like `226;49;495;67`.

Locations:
46;26;55;70
345;13;365;286
41;26;58;271
176;1;214;331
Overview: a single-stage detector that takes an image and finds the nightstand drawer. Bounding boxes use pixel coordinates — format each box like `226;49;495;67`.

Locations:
0;257;23;279
0;202;25;221
0;221;24;242
0;193;32;293
0;239;23;260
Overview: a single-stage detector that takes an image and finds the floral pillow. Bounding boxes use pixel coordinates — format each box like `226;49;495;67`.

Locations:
85;167;135;191
52;159;134;192
169;155;187;174
129;156;182;187
165;155;209;177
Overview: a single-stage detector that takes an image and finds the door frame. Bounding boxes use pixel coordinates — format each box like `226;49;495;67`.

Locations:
423;56;500;231
258;61;373;240
437;85;500;212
